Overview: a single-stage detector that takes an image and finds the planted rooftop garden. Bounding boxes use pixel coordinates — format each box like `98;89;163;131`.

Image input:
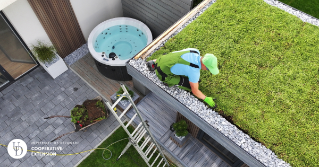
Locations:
147;0;319;166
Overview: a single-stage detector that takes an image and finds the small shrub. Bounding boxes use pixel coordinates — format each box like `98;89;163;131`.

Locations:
172;120;188;137
116;86;134;101
31;41;56;64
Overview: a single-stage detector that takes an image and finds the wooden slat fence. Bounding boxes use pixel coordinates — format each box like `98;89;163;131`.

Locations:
28;0;86;58
122;0;193;37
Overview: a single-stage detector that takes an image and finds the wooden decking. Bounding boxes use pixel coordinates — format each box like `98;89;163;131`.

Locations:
126;92;230;167
70;53;144;102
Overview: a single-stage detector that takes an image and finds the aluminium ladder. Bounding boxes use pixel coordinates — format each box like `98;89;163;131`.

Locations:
104;83;170;167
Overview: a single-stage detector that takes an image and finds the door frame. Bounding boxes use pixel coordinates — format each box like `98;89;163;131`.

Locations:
0;11;39;91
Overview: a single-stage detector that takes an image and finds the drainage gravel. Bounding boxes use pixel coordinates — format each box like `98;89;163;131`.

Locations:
128;0;319;166
64;43;89;66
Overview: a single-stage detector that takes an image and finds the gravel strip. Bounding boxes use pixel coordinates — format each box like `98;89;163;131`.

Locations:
127;0;319;166
63;43;89;66
264;0;319;26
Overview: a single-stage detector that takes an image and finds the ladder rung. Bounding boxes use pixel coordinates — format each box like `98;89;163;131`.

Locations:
151;154;161;166
145;143;155;157
119;103;132;119
162;162;166;167
125;113;137;128
157;158;164;167
136;129;147;144
131;122;142;137
148;147;158;160
111;94;127;109
140;136;151;150
133;126;144;140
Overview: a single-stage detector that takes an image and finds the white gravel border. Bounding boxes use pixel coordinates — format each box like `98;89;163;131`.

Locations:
129;0;319;166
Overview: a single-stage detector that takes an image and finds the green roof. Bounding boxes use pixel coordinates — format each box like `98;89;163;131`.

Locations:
147;0;319;166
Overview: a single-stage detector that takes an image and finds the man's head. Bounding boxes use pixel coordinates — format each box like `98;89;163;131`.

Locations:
201;54;219;75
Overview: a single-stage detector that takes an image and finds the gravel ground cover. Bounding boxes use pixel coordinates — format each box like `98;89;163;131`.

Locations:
130;0;319;166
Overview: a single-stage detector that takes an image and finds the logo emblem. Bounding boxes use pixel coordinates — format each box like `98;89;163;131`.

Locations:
7;139;27;159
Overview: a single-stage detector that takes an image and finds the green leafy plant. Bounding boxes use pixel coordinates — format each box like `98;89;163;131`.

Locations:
116;86;134;101
31;41;56;64
71;106;87;124
96;101;106;113
71;107;82;123
172;120;188;137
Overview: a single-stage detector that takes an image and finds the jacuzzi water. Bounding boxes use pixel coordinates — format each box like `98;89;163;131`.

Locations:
94;25;147;60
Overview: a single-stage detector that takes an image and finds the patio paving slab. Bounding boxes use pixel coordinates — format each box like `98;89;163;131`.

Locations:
0;66;122;167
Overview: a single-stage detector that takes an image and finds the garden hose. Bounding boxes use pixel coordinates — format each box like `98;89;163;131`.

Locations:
0;138;178;167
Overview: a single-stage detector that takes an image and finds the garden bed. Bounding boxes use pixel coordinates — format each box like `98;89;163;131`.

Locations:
128;0;319;166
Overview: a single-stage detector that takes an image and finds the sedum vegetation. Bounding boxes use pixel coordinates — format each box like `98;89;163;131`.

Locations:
148;0;319;166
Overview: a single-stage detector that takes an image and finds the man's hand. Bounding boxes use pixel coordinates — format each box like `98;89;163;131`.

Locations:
204;97;216;108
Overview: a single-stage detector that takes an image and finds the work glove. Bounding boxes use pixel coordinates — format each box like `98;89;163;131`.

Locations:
204;97;216;109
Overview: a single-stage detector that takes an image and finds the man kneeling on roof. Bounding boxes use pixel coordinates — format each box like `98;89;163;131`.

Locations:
147;48;219;109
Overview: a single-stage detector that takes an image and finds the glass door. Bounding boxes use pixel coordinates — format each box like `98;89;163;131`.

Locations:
0;12;37;89
0;72;9;88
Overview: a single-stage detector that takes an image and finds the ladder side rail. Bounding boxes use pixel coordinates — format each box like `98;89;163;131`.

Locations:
120;84;170;167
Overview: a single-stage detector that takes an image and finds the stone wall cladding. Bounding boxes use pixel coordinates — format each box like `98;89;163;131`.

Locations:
129;0;319;166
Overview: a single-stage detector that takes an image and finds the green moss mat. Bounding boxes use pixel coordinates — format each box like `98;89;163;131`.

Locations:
279;0;319;19
147;0;319;166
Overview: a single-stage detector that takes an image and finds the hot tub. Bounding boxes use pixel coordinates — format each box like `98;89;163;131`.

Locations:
88;17;152;81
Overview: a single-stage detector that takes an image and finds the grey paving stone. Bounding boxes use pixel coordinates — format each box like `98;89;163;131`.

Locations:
2;93;19;104
20;75;34;86
44;133;56;142
57;107;69;116
41;102;55;113
10;159;21;167
59;153;75;166
10;110;24;121
65;100;77;111
51;118;64;129
5;117;22;129
59;96;73;108
34;116;46;127
22;155;38;167
2;131;15;145
71;154;82;166
38;122;50;132
51;92;68;106
90;136;103;148
1;100;16;112
25;113;40;126
1;159;11;167
33;101;48;111
33;161;46;167
26;77;41;90
19;99;35;112
6;106;21;118
12;121;29;134
43;125;55;135
0;91;3;97
85;131;99;144
1;83;15;94
20;127;36;139
29;129;41;139
41;155;56;165
0;152;9;164
31;92;47;106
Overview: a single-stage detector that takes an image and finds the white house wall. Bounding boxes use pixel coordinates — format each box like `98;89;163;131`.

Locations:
70;0;123;41
2;0;51;48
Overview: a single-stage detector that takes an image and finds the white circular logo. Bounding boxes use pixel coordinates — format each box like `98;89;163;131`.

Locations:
7;139;27;159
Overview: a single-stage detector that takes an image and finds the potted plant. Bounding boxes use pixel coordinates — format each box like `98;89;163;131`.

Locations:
31;41;68;79
116;85;134;101
170;120;191;147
